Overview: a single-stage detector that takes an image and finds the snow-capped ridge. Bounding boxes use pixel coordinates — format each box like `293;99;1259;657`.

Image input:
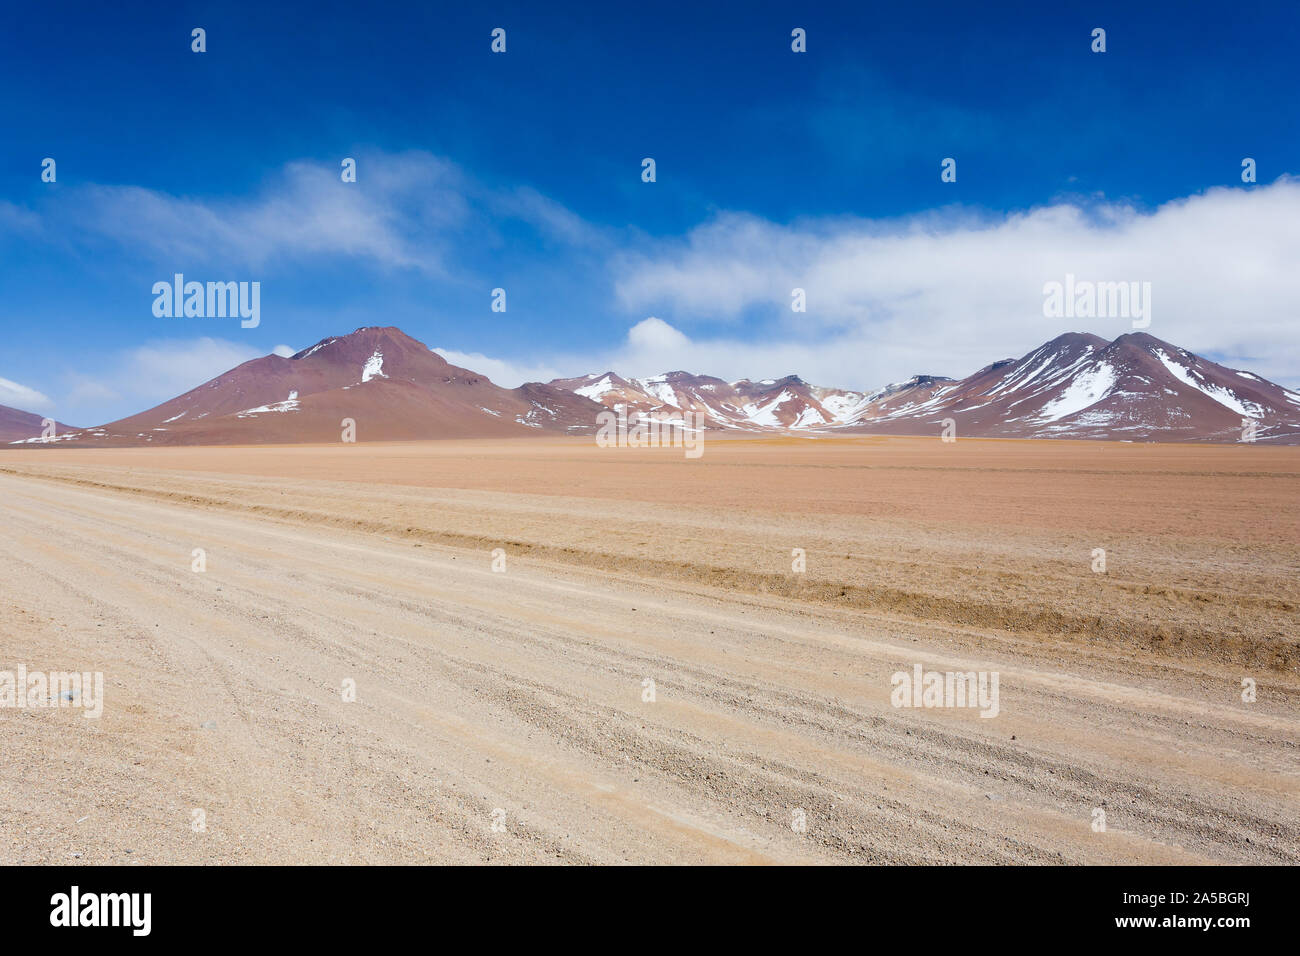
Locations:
544;331;1299;443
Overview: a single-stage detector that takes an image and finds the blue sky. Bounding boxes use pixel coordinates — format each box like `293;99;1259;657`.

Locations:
2;0;1298;422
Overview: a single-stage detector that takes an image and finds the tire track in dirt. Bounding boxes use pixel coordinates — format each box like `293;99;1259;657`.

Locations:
3;465;1295;671
2;471;1296;863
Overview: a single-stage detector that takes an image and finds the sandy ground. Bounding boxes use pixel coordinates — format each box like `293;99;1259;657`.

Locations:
0;436;1296;864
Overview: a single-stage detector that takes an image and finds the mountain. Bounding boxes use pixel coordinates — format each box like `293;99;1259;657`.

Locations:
551;332;1300;443
831;332;1300;443
44;327;604;445
551;370;879;430
0;404;79;444
9;327;1298;447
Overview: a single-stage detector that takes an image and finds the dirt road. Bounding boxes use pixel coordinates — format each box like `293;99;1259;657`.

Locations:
0;440;1296;864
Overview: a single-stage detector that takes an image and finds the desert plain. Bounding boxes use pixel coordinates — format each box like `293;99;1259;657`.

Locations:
0;435;1297;864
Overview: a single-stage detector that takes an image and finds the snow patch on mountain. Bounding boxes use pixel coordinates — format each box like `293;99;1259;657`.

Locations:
742;389;797;427
1153;349;1262;417
237;392;301;417
575;375;619;401
634;376;681;408
815;391;871;422
362;350;386;382
792;406;828;428
299;338;336;359
1036;363;1117;422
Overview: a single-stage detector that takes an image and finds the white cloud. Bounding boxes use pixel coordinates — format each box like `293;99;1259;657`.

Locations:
612;178;1300;389
60;338;269;424
626;317;690;351
495;186;607;248
0;201;41;235
272;344;297;357
9;160;1298;402
432;347;566;388
453;318;940;392
125;339;267;396
35;151;614;282
48;152;480;275
63;379;122;409
604;320;903;387
0;377;54;412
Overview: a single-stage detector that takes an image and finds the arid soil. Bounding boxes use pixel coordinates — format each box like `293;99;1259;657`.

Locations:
0;436;1296;864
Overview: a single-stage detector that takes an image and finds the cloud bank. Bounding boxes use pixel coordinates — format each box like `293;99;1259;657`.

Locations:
604;179;1300;389
6;153;1298;404
0;377;53;412
59;338;292;424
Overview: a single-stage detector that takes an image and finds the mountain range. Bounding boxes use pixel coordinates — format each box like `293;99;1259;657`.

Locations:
0;404;76;445
4;327;1298;445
